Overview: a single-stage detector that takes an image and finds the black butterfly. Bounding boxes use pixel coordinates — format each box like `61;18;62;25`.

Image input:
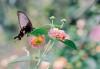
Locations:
14;11;34;40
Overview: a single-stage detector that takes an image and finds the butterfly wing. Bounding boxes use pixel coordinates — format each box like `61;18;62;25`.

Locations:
17;11;33;29
14;11;34;40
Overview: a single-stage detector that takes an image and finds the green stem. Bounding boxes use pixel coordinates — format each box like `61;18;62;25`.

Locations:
41;24;52;27
60;22;64;29
35;49;41;69
42;40;51;57
43;40;55;57
34;39;55;69
51;20;54;28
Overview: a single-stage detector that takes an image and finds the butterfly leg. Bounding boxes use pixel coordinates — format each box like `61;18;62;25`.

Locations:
14;36;21;40
27;34;30;37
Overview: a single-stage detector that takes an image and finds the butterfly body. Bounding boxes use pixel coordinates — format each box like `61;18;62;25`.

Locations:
14;11;34;40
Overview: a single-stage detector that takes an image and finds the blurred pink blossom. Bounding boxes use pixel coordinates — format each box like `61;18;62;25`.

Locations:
77;29;86;36
40;61;50;69
89;25;100;42
53;57;67;69
9;54;18;61
48;28;68;41
14;67;21;69
0;58;8;67
76;19;85;29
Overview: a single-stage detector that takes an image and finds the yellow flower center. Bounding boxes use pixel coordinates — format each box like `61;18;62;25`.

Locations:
31;36;44;47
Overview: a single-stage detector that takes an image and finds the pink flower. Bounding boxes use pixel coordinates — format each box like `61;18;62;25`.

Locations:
40;61;51;69
9;55;18;61
29;35;45;48
14;67;21;69
53;57;67;69
0;58;9;67
48;28;67;41
76;19;85;29
89;25;100;42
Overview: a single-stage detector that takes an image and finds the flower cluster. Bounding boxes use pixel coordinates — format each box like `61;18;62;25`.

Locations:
29;16;68;48
29;35;45;48
48;28;67;41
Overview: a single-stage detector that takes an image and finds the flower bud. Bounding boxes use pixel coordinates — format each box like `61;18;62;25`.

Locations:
50;16;55;20
61;19;66;22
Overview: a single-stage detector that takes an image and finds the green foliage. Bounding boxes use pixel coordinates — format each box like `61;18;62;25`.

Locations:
59;39;77;50
29;28;48;36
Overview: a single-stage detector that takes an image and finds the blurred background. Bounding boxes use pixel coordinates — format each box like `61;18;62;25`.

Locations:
0;0;100;69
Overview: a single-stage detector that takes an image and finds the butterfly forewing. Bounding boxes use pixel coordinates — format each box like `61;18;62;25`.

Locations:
17;11;31;28
14;11;34;40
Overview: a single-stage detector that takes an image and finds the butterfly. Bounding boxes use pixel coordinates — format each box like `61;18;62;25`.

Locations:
14;11;35;40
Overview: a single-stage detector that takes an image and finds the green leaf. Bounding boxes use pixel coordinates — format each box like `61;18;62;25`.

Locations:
59;39;77;50
29;28;48;36
9;56;37;64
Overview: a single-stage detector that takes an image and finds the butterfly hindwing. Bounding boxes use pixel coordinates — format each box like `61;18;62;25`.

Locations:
14;11;34;40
